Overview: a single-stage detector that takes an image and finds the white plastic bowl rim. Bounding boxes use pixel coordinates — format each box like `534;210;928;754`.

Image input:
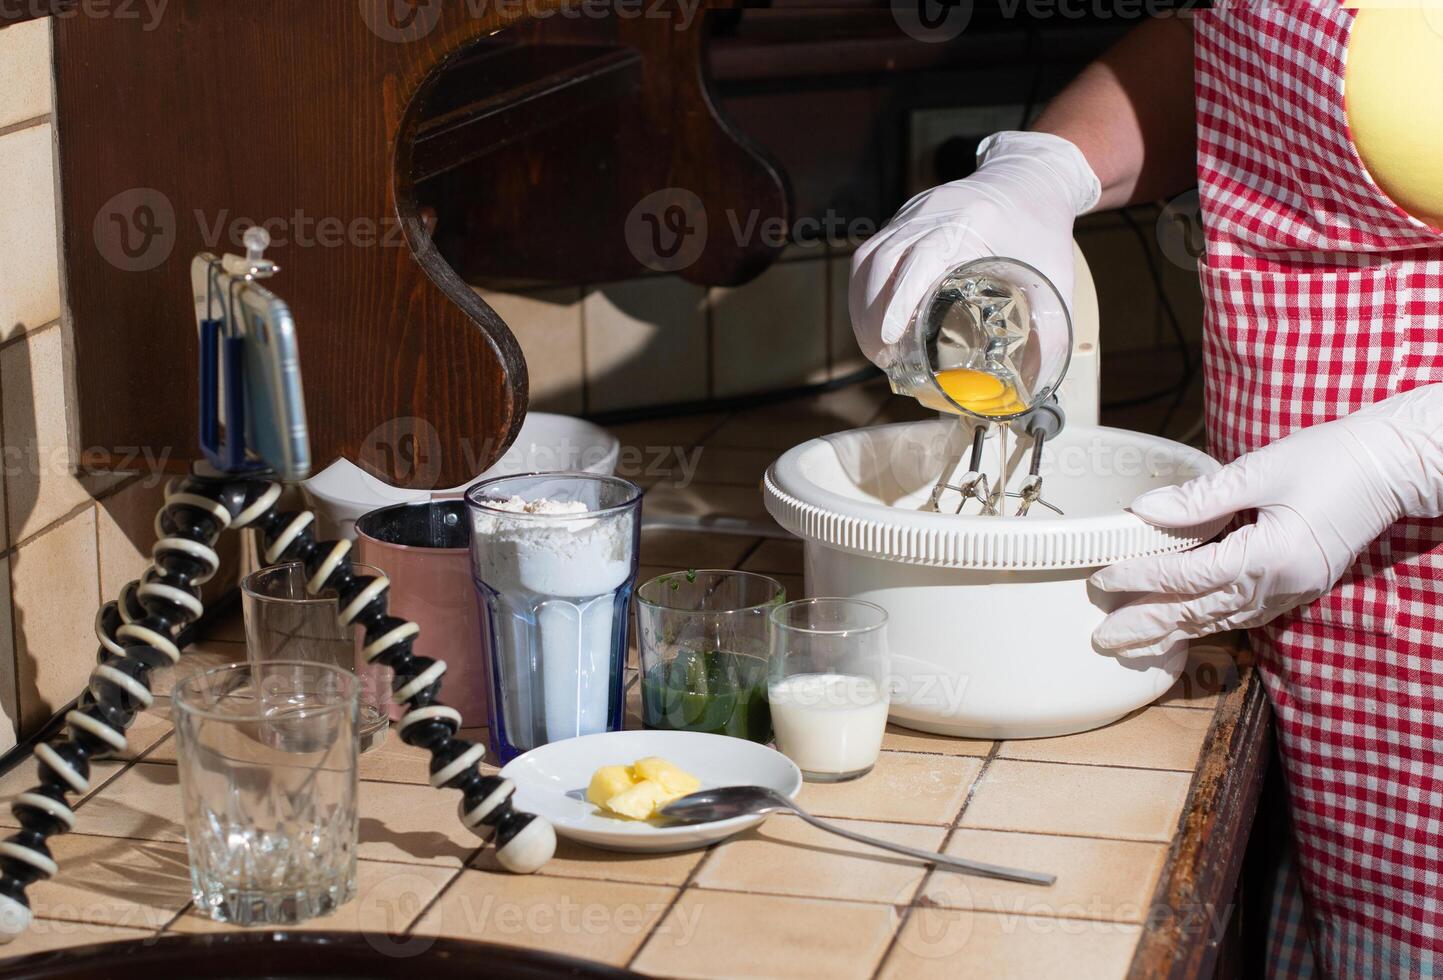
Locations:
763;422;1228;571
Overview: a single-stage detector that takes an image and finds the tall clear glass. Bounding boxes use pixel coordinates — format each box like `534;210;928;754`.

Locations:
466;472;643;764
769;598;891;783
173;661;359;926
635;570;785;743
242;561;389;752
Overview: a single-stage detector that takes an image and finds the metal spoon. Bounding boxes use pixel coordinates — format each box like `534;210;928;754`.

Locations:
660;786;1055;886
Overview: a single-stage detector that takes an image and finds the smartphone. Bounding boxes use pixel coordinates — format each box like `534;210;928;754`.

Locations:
234;281;311;482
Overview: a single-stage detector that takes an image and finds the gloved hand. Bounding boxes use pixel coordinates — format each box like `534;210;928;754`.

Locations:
848;131;1101;366
1091;384;1443;658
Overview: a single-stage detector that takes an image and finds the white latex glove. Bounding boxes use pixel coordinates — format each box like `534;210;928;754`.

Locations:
849;131;1101;366
1091;384;1443;658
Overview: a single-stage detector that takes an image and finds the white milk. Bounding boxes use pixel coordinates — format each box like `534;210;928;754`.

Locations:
768;673;888;777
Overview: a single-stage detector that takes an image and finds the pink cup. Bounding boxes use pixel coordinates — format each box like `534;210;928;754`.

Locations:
354;500;488;724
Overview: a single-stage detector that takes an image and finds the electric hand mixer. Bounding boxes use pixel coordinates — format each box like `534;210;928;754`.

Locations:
0;230;557;941
882;257;1074;518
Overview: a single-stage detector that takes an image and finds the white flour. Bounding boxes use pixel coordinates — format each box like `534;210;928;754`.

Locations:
471;496;636;747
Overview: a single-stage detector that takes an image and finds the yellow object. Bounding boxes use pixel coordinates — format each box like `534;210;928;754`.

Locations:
631;757;702;797
587;757;702;821
932;368;1027;417
1344;5;1443;229
586;765;637;807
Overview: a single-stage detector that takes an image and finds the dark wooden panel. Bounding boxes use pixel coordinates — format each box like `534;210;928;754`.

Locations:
1129;641;1273;980
55;1;575;488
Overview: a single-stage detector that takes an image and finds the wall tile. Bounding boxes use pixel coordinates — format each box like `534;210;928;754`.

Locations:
583;277;707;413
0;122;60;344
0;19;51;130
0;559;15;753
475;287;584;414
4;325;92;542
710;260;827;398
12;508;100;734
828;253;869;378
95;477;167;600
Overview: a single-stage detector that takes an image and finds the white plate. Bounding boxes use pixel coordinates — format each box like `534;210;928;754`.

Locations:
500;730;802;853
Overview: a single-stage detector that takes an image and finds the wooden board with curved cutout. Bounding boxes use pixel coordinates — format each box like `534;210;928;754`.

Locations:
53;0;786;489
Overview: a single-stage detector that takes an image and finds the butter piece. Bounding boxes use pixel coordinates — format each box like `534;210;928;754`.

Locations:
631;757;701;797
586;765;637;807
605;780;672;820
588;756;701;820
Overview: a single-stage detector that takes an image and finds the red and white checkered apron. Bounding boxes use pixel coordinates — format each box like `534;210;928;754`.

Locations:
1195;4;1443;976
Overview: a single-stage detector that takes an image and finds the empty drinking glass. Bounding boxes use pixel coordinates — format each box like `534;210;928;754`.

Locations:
173;661;359;926
242;561;389;752
768;598;890;782
636;570;785;743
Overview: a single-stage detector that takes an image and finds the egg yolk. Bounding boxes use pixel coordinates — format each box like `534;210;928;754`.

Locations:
933;368;1026;417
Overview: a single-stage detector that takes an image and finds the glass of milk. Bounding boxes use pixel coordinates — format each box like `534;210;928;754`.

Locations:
768;598;890;782
466;473;643;763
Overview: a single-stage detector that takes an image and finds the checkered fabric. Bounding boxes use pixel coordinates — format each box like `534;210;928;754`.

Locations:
1196;4;1443;976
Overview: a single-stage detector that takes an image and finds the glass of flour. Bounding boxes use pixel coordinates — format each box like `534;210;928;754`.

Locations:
466;473;642;763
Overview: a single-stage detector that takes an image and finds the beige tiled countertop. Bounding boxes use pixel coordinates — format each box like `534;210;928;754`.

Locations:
0;382;1264;977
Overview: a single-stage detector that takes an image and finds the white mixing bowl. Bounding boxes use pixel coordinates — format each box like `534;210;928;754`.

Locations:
763;420;1227;740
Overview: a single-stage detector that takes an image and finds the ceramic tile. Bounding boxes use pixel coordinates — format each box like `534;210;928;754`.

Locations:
95;478;168;601
584;278;708;413
357;779;481;867
739;537;802;575
997;707;1214;772
0;754;129;829
710;262;827;398
881;724;993;758
0;19;51;130
69;762;183;843
671;446;779;489
477;287;584;414
632;890;897;980
607;414;724;459
411;868;673;966
0;123;59;346
641;482;777;533
638;529;759;572
113;707;173;762
878;908;1142;980
168;859;455;936
694;813;946;904
922;829;1169;924
796;752;981;826
358;727;489;786
828;254;869;379
0;919;150;962
0;560;15;753
4;325;88;541
11;509;101;734
1158;641;1245;710
706;382;889;449
961;760;1192;842
29;834;189;931
473;835;703;887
